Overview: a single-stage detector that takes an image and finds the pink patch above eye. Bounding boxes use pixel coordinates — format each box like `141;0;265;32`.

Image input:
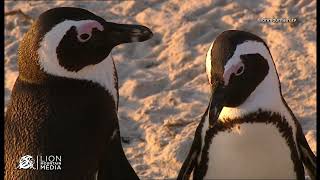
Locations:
76;21;104;42
223;62;244;86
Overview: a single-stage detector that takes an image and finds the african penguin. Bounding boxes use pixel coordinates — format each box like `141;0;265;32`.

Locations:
5;7;152;180
178;30;316;180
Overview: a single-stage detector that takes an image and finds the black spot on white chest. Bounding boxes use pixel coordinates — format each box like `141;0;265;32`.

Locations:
195;110;302;179
204;122;296;179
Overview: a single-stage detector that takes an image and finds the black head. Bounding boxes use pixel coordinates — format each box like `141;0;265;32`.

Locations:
18;7;153;80
205;30;281;121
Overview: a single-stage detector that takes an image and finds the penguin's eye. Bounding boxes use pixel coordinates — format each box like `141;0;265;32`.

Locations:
235;64;245;76
77;33;92;42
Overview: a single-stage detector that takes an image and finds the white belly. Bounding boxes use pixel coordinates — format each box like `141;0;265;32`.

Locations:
204;122;296;179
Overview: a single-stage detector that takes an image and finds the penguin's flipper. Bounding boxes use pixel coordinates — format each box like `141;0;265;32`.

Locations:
177;112;208;180
97;129;140;180
177;135;201;180
296;125;317;180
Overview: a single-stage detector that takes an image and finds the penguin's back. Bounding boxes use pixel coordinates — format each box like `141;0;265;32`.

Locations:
5;76;117;179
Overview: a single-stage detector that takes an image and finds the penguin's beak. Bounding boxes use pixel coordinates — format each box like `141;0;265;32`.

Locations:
208;82;226;125
105;22;153;44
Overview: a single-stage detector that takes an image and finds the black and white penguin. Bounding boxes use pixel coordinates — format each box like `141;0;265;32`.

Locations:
5;7;152;180
178;30;316;180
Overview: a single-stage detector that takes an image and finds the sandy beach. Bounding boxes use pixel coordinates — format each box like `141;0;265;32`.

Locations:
5;0;316;179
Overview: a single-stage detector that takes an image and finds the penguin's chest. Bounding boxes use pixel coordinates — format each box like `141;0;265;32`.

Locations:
204;122;296;179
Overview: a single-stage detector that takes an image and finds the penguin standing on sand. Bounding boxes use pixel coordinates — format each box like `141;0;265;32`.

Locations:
178;30;316;180
5;7;152;180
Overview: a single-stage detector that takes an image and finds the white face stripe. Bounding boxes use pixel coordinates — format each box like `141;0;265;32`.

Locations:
205;43;214;84
224;41;275;74
216;40;298;150
38;20;118;107
219;40;281;118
